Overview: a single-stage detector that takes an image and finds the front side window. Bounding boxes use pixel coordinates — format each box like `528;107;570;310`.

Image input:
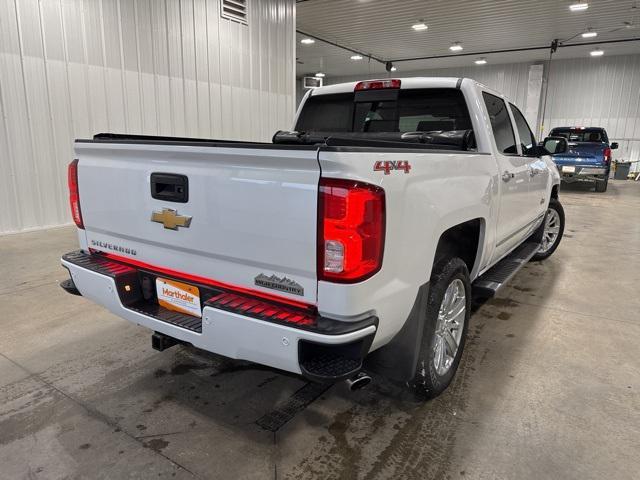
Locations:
482;92;516;155
510;104;537;156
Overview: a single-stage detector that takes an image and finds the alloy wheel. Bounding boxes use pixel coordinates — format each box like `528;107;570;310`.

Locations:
433;278;466;376
539;208;561;254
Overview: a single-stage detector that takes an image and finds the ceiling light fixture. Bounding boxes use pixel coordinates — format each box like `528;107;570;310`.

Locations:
300;38;315;45
412;22;428;31
450;42;463;52
569;2;589;11
582;30;598;38
475;58;487;65
350;55;363;60
590;48;604;56
315;72;326;77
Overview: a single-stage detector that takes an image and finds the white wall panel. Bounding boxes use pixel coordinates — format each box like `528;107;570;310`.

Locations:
0;0;296;234
542;55;640;172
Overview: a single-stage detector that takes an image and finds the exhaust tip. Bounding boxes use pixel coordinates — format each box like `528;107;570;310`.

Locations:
346;371;372;391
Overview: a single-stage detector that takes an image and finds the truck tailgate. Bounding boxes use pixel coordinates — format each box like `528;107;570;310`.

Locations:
74;141;320;304
554;142;606;166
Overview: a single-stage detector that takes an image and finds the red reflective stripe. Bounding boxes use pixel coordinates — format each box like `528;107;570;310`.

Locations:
98;252;314;310
237;299;260;311
208;293;227;303
207;289;317;326
228;298;246;308
217;294;238;306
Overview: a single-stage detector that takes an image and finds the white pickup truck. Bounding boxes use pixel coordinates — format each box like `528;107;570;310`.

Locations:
61;77;565;399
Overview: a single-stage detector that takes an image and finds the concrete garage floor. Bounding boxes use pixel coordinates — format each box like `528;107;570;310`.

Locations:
1;181;639;480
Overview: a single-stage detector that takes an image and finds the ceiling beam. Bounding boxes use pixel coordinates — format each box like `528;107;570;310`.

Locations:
296;29;386;64
388;37;640;64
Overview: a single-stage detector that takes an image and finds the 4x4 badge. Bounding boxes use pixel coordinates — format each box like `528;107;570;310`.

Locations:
374;160;412;174
255;273;304;296
151;208;192;230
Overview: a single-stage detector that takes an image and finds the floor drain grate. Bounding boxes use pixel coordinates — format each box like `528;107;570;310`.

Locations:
256;382;331;432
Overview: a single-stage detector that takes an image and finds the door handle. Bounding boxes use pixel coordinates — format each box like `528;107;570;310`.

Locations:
502;171;514;182
150;173;189;203
529;168;539;177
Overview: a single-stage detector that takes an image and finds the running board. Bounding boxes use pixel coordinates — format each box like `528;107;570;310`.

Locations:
473;242;540;297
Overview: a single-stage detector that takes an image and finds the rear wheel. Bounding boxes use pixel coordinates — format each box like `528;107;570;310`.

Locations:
407;257;470;399
532;198;565;261
595;177;608;192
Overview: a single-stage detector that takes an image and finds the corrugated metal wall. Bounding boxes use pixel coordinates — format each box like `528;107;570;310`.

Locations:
0;0;296;234
543;54;640;171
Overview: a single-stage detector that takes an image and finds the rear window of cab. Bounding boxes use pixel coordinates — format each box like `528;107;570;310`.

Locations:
549;128;608;143
295;88;472;134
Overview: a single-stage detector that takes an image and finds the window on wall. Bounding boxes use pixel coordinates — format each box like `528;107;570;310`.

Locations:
221;0;247;25
482;92;517;155
510;103;537;156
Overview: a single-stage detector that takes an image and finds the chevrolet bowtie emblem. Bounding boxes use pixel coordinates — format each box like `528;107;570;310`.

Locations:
151;208;192;230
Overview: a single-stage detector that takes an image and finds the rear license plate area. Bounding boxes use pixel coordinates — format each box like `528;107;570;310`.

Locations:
156;277;202;318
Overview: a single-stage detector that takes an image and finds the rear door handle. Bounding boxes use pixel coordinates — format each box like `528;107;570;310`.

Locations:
502;171;514;182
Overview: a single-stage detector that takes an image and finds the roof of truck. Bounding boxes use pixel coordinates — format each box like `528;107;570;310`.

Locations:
550;126;606;131
309;77;466;96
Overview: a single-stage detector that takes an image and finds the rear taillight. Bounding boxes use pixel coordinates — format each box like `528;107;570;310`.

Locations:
318;178;385;283
68;159;84;229
603;147;612;164
354;79;401;91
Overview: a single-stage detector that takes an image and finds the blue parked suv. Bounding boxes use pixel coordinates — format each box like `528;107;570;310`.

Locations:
548;127;618;192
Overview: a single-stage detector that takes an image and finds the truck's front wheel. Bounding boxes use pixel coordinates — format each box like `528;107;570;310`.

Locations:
408;257;471;399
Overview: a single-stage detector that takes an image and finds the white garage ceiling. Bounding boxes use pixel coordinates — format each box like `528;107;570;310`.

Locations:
296;0;640;77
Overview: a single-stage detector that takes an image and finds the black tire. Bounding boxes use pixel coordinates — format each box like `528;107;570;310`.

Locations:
407;257;471;400
532;198;565;261
595;177;608;192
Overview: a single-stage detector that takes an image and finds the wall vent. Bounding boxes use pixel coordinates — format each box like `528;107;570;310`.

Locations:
221;0;248;25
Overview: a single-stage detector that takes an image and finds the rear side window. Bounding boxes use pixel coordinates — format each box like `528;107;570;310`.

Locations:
295;93;354;132
510;103;537;156
482;92;516;155
295;88;472;134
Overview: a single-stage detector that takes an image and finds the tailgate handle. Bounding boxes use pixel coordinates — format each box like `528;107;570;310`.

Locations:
150;173;188;203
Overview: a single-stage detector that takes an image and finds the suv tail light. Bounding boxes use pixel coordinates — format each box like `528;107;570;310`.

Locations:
318;178;385;283
603;147;612;164
68;159;84;229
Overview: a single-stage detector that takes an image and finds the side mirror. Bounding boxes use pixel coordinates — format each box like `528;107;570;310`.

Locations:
610;142;619;150
542;136;568;155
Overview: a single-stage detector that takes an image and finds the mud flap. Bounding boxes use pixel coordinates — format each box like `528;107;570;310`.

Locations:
364;282;430;382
